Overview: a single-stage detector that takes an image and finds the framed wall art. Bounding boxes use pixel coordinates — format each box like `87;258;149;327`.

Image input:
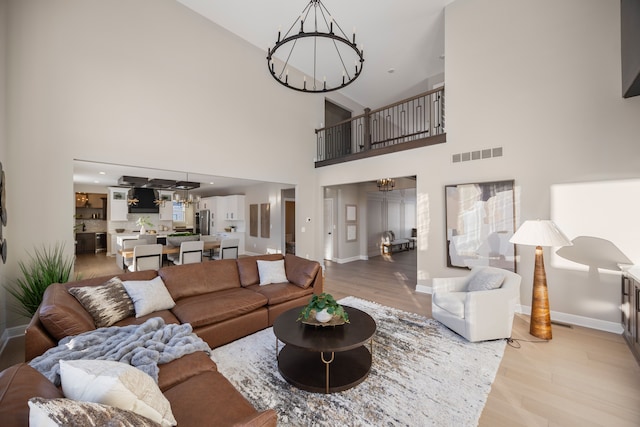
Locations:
249;204;258;237
445;179;516;272
260;203;270;238
345;204;357;242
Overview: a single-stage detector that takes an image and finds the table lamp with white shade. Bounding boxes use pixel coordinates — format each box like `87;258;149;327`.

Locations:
509;220;572;340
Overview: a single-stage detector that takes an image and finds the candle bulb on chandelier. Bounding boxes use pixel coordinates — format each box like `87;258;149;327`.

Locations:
353;27;356;44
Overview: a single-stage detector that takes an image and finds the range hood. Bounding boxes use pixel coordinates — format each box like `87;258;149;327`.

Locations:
128;188;159;214
118;176;201;190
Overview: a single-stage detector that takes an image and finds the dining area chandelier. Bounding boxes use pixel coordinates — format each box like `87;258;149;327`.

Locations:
377;178;395;192
266;0;364;93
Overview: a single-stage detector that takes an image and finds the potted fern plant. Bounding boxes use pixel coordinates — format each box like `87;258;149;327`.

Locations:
298;292;349;324
5;243;76;318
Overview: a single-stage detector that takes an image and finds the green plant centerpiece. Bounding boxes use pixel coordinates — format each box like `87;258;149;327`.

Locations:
298;292;349;325
136;216;154;229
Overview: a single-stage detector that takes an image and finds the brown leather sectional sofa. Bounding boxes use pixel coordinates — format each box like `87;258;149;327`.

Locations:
0;253;323;426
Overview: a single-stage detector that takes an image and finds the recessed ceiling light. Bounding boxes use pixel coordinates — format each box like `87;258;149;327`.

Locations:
99;171;106;175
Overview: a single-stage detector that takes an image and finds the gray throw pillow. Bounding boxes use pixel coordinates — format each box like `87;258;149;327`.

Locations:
69;277;135;328
467;270;505;292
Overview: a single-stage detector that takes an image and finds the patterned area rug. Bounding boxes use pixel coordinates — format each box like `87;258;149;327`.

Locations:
211;297;506;426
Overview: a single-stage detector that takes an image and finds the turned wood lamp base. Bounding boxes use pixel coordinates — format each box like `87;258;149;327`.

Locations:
530;246;552;340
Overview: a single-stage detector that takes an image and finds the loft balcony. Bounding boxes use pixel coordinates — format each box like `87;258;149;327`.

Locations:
315;86;446;167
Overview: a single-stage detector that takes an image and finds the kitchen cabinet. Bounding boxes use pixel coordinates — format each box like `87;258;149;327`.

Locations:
622;270;640;364
75;192;107;220
224;195;245;220
158;191;174;221
200;197;216;211
108;187;129;221
75;232;96;254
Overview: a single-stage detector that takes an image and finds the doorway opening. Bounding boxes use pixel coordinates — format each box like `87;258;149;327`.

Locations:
285;199;295;254
322;176;417;262
324;100;353;159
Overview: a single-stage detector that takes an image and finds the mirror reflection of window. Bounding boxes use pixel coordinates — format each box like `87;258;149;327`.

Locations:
172;202;185;222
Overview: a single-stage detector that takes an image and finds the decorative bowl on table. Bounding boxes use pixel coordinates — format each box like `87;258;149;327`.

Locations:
115;228;125;233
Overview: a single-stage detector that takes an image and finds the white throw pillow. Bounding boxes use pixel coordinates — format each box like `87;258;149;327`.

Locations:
257;259;289;285
28;397;162;427
59;359;176;427
122;276;176;318
466;270;505;292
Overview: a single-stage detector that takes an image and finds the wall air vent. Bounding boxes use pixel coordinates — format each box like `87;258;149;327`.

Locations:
452;146;503;163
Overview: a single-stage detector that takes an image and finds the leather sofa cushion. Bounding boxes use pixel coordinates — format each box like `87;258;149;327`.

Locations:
39;283;95;341
247;282;313;305
39;271;157;341
284;254;321;289
236;254;284;287
164;370;276;427
160;260;241;301
0;363;64;426
157;351;217;392
171;288;268;328
113;309;180;328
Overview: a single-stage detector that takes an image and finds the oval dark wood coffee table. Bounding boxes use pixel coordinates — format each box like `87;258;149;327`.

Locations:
273;305;376;394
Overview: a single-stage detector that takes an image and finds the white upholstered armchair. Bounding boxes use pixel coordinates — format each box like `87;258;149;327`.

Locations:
431;266;521;342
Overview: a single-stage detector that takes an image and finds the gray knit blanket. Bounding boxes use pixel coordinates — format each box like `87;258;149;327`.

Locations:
29;317;211;386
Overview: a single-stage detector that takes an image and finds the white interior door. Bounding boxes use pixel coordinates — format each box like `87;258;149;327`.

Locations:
324;198;334;260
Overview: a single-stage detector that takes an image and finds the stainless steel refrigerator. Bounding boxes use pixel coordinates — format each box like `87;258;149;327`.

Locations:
198;209;210;235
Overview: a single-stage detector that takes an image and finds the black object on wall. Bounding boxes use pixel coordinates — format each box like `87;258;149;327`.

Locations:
621;0;640;98
128;188;160;214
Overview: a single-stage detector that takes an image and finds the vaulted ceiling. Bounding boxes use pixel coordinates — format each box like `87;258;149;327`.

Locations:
176;0;452;108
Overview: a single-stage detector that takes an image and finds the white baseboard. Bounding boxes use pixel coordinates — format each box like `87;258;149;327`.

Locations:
414;286;622;334
334;255;368;264
416;284;432;294
516;305;623;334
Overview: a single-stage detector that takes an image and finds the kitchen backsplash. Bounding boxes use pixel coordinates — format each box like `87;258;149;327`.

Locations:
108;214;174;233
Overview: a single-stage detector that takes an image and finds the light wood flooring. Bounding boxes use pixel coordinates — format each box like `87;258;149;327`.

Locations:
2;251;639;426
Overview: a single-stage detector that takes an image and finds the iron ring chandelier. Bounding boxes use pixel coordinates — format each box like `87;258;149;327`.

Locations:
266;0;364;93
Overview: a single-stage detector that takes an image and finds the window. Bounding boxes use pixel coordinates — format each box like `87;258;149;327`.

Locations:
172;202;185;222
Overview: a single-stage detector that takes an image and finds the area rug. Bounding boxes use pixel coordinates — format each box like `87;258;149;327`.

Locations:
211;297;506;426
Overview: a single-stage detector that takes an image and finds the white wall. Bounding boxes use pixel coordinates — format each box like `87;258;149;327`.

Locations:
243;182;293;255
316;0;640;328
2;0;323;327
